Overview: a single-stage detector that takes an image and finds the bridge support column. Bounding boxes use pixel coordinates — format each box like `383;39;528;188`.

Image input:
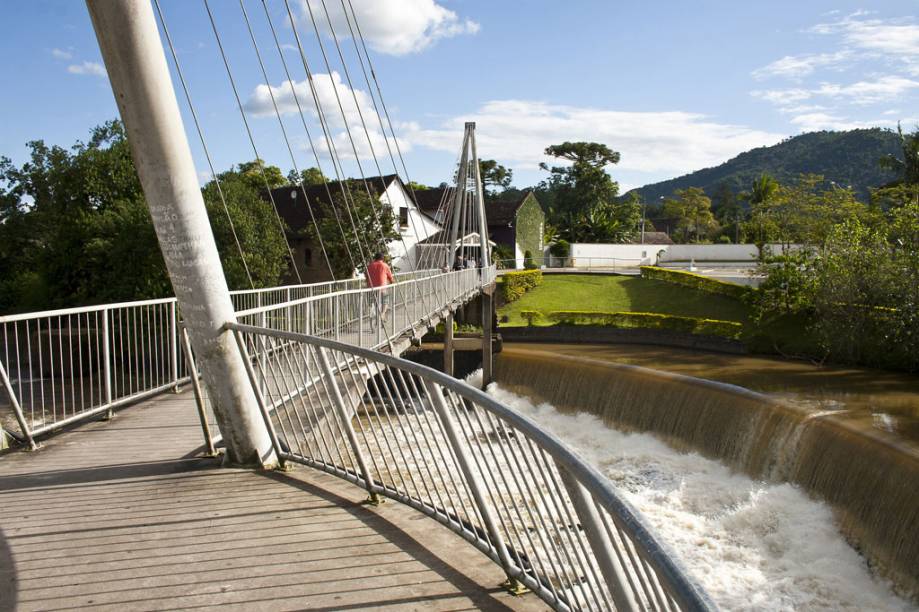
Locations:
86;0;275;468
481;292;494;389
444;311;455;378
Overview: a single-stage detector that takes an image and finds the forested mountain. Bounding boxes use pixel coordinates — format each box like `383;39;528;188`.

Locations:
626;128;902;203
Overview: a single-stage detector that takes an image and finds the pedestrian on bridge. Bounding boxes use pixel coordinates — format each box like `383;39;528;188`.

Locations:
367;252;394;330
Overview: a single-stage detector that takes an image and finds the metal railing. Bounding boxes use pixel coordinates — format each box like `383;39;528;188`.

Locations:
234;267;494;350
0;268;471;447
227;321;714;612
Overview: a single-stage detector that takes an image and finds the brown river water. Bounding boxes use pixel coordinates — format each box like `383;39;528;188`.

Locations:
492;342;919;605
505;342;919;444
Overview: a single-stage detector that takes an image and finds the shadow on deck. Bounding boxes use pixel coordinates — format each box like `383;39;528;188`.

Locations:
0;392;544;611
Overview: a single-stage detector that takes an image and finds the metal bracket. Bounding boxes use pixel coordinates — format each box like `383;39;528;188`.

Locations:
363;493;385;506
500;578;530;596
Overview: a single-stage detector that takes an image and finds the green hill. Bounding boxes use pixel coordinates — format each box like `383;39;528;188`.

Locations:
626;128;901;203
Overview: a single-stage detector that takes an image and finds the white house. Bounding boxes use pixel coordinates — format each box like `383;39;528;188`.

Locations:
269;175;442;281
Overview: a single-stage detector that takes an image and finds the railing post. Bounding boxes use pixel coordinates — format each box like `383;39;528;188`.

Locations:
481;290;494;389
230;330;287;471
359;291;364;348
169;301;179;392
102;307;113;418
315;346;380;504
557;463;639;611
0;359;38;450
444;310;455;377
423;380;521;585
181;326;217;457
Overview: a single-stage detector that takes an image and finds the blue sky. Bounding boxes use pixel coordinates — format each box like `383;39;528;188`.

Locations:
2;1;918;192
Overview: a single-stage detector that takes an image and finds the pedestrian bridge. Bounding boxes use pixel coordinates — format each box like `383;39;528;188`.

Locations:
1;269;714;611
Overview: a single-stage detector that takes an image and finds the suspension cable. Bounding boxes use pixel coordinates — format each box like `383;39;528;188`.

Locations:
313;0;421;270
259;0;358;275
281;0;373;269
204;0;323;285
153;0;255;289
341;0;439;257
297;0;388;253
236;0;336;280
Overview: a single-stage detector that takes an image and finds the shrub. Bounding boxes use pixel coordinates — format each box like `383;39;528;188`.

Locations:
549;239;570;258
545;310;742;338
501;269;543;302
523;250;538;270
520;310;543;326
640;266;752;301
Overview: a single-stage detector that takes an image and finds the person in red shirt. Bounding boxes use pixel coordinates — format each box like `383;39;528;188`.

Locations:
366;252;394;328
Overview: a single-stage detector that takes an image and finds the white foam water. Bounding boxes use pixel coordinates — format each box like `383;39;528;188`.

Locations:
478;377;916;612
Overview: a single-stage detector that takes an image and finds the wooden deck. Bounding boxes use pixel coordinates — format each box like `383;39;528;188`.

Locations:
0;391;545;611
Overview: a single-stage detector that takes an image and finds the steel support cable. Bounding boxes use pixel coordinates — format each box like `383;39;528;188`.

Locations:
297;1;401;335
154;0;256;289
298;0;385;246
314;0;421;271
341;0;435;258
335;0;427;264
235;0;338;280
281;0;372;270
204;0;329;284
258;0;358;275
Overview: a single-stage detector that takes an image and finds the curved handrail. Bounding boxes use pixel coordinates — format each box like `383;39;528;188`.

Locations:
227;321;715;611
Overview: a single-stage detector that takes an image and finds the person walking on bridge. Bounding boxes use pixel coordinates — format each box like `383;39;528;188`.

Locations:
367;252;394;331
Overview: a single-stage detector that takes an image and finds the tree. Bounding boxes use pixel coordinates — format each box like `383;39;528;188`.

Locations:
740;173;780;248
287;166;326;187
202;168;291;289
661;187;717;243
538;141;636;242
879;123;919;187
238;158;287;189
712;182;743;242
478;159;513;194
0;121;292;313
308;186;400;278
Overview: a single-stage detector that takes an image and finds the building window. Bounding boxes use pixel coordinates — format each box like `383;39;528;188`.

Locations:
399;207;409;228
304;248;313;268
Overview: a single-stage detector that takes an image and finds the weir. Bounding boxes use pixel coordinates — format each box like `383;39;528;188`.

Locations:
493;346;919;598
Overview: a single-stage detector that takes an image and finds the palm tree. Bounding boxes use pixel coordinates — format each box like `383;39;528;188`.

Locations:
740;174;780;249
879;123;919;186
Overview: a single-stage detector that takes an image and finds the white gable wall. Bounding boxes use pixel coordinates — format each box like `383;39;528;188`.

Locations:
379;181;442;272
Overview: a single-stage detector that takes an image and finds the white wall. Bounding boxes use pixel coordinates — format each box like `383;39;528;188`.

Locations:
660;243;801;262
380;181;442;271
569;243;656;266
564;243;801;268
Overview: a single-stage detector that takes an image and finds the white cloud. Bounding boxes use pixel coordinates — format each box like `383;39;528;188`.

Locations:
67;61;106;77
51;48;72;60
788;112;886;132
752;51;850;80
405;100;784;178
754;75;919;109
296;0;479;56
812;13;919;59
816;75;919;105
245;72;408;161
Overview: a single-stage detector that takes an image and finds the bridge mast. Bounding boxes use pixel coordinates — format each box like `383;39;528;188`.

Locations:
85;0;275;467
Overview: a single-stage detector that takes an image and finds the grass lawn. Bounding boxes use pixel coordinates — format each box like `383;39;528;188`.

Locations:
498;274;752;326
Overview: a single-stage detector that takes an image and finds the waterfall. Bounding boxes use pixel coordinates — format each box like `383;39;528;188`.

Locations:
495;346;919;598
